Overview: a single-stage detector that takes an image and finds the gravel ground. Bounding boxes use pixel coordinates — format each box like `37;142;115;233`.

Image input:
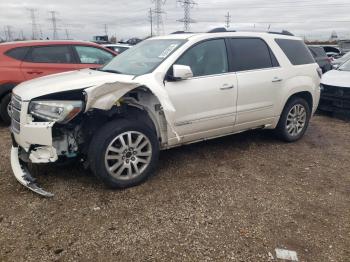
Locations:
0;115;349;262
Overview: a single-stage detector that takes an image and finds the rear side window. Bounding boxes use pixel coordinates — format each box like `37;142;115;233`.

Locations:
275;39;315;65
26;46;74;63
5;47;30;61
229;38;278;72
74;46;114;64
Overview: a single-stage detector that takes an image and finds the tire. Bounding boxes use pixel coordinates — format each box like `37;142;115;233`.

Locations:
88;119;160;189
0;93;12;125
276;97;311;142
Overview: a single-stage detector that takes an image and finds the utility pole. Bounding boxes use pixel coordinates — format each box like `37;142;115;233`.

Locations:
49;11;59;40
152;0;166;36
148;8;153;37
28;8;39;40
4;26;13;41
104;24;108;36
177;0;197;32
225;11;231;29
65;28;70;39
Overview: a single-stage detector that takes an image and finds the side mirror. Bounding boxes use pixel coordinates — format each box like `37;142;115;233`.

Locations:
172;65;193;80
333;64;339;69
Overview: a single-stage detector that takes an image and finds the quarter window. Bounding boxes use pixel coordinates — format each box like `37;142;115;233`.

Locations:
176;39;229;77
275;39;315;65
26;46;73;63
74;46;114;64
5;47;30;61
229;38;277;72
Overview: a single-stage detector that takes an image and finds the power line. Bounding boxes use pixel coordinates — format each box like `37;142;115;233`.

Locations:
49;11;60;40
28;8;39;40
225;11;231;29
177;0;197;32
152;0;166;36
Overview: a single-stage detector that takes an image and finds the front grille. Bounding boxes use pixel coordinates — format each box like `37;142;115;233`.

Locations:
319;84;350;114
11;94;22;134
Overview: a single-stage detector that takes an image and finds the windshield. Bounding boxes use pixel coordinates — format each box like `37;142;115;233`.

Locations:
101;39;186;76
339;59;350;71
338;52;350;63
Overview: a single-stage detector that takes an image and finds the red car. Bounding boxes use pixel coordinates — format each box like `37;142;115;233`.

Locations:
0;40;117;124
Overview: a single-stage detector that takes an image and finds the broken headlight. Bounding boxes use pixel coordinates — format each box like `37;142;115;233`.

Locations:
29;100;83;123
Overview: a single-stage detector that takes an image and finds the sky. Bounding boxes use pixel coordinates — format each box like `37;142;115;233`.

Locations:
1;0;350;41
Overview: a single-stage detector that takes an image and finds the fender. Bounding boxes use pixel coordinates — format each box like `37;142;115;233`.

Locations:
84;75;180;140
279;76;316;114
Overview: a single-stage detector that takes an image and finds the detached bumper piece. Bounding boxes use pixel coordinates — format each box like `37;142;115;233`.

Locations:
319;84;350;115
11;147;54;197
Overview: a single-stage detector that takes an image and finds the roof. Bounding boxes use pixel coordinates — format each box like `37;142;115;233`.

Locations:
0;40;102;47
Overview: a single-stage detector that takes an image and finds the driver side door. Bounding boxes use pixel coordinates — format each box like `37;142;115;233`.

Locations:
164;39;238;145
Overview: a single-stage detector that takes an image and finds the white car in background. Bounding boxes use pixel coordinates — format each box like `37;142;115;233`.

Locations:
102;44;131;54
10;29;321;196
332;52;350;68
320;60;350;114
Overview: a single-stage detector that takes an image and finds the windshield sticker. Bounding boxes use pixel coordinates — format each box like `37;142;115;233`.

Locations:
159;44;179;58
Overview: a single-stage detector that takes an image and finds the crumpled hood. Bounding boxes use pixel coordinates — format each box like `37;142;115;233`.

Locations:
321;69;350;88
13;69;136;101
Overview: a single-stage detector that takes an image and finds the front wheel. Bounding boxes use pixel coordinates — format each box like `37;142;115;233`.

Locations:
276;97;311;142
88;119;160;189
0;93;12;125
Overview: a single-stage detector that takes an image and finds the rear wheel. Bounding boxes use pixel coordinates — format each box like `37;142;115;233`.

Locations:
276;97;311;142
0;93;12;125
88;119;159;189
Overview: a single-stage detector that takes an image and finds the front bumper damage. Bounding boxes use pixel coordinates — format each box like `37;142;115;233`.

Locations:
11;146;54;197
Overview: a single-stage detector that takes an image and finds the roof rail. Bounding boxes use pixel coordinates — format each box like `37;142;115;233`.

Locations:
268;30;294;36
207;27;294;36
171;31;193;34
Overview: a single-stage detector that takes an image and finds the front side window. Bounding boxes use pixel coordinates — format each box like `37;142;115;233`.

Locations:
75;46;114;64
102;39;186;76
26;46;73;63
176;39;229;77
230;38;277;72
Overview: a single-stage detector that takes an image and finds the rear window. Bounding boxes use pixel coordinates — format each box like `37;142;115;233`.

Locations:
26;45;74;63
5;47;30;61
275;39;315;65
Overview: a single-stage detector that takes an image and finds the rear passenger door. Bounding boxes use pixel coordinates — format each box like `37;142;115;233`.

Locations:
73;45;114;69
228;38;284;130
21;45;78;80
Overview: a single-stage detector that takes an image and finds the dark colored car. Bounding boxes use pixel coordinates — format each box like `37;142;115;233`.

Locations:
0;40;117;124
308;46;333;73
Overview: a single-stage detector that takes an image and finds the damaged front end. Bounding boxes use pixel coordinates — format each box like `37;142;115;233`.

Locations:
10;92;86;197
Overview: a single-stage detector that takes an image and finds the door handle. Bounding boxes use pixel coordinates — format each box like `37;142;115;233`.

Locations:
27;71;43;75
220;84;234;90
272;77;283;83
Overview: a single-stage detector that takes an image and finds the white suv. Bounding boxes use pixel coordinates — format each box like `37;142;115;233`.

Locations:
10;29;321;196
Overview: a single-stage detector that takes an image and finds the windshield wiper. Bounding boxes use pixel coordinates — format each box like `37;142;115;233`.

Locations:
98;69;122;74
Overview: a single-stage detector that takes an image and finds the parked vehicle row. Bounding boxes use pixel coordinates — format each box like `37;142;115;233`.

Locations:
0;40;117;124
8;29;321;196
